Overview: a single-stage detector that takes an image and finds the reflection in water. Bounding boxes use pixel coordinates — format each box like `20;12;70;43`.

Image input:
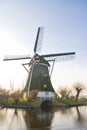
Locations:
22;108;54;130
0;106;87;130
76;107;84;123
0;108;7;122
0;108;26;130
8;109;26;130
75;106;87;128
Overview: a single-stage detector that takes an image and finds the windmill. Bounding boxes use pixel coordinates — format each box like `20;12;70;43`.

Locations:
3;27;75;98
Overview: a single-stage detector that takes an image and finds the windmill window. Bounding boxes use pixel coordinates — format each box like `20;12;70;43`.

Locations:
44;74;47;77
43;84;47;88
45;92;49;95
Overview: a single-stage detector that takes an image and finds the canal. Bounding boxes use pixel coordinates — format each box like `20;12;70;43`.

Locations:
0;106;87;130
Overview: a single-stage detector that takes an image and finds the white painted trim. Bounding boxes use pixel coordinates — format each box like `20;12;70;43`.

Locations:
37;91;55;98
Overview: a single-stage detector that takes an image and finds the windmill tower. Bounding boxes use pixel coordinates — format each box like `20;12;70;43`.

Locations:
3;27;75;99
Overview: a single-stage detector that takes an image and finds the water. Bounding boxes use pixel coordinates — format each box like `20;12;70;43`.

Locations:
0;106;87;130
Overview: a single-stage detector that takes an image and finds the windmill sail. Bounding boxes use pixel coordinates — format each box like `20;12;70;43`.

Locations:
34;27;44;54
3;55;31;61
41;52;75;62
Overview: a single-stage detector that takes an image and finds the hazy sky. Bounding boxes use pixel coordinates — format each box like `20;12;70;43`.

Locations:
0;0;87;90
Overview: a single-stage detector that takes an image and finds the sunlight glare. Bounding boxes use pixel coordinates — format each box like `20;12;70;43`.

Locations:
0;29;29;90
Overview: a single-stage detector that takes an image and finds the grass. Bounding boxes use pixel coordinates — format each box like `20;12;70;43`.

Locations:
58;98;85;106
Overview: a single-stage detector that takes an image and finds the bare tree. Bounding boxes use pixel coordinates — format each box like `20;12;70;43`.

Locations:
73;82;85;101
57;86;71;99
